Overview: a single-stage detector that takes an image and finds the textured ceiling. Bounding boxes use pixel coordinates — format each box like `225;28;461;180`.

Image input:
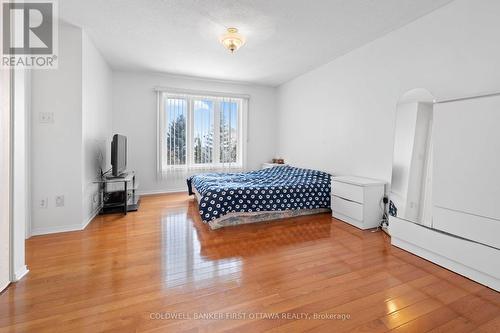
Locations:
60;0;454;86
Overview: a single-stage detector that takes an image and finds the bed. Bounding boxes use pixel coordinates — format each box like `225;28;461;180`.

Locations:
187;166;331;229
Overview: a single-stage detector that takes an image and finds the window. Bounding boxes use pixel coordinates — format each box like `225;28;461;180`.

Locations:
158;91;247;173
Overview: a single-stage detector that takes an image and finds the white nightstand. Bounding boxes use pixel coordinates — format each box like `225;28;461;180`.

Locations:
262;163;288;169
331;176;386;230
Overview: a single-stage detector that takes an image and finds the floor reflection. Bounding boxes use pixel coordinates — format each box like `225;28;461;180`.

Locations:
190;204;333;260
160;208;242;288
160;198;332;288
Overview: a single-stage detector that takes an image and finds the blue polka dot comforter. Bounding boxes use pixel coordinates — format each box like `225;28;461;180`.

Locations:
187;166;331;224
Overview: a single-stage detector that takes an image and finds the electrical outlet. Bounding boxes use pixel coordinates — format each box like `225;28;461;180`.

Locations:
55;195;65;207
39;112;54;124
39;198;48;209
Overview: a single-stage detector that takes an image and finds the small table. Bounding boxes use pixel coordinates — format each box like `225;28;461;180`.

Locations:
93;171;140;215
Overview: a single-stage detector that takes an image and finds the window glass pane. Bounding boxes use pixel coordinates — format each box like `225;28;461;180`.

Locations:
165;98;187;165
220;101;238;163
193;100;214;164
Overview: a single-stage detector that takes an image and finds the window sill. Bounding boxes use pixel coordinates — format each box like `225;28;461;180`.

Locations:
162;164;243;171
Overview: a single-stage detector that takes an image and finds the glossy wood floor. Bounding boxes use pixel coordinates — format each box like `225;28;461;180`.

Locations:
1;194;500;332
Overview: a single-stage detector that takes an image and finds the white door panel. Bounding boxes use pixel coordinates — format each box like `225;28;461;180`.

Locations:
433;95;500;244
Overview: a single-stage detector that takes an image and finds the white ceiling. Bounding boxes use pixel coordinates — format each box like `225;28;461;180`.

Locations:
60;0;454;86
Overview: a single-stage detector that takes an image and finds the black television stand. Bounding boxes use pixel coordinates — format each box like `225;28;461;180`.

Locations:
94;170;140;215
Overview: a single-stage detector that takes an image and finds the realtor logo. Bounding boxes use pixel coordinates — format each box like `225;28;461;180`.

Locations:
1;0;58;68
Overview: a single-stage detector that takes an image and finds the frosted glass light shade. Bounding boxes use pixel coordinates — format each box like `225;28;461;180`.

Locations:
219;28;246;53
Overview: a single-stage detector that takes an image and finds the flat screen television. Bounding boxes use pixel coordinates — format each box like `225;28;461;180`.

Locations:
111;134;127;177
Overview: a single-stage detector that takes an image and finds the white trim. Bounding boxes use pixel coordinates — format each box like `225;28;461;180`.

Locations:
82;208;99;230
25;70;32;239
0;281;9;292
157;92;248;177
138;188;187;196
0;82;11;287
8;67;14;284
164;163;243;170
31;223;85;236
14;265;29;281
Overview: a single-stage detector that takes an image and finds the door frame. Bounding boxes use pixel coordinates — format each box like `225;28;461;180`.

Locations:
0;68;12;292
9;68;14;283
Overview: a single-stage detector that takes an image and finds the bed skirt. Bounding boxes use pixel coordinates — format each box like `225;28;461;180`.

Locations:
207;208;331;230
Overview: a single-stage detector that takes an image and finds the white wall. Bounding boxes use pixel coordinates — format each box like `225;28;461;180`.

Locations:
31;23;83;235
277;0;500;184
82;32;113;225
31;23;112;235
112;72;277;193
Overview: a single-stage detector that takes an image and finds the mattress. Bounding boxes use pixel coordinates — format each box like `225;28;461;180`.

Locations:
188;166;331;229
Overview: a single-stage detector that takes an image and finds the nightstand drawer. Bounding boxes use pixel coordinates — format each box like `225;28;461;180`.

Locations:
332;181;364;203
332;196;364;221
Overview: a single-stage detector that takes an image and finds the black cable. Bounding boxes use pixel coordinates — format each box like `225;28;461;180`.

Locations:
373;196;389;231
101;167;112;178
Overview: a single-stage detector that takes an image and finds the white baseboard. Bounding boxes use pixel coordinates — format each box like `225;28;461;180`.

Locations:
14;265;29;281
31;223;85;236
138;188;187;196
390;216;500;291
0;280;10;293
82;208;100;230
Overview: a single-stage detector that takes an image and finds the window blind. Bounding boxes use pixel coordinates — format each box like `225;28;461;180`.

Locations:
156;90;248;179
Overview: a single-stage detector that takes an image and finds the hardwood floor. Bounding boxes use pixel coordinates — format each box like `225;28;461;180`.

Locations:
1;193;499;332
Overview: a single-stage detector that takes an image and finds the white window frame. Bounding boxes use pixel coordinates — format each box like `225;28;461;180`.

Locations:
156;88;248;175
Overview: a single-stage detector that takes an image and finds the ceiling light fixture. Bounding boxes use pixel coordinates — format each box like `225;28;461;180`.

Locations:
219;27;246;53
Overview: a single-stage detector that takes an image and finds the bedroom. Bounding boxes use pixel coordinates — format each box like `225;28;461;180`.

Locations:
1;0;500;332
